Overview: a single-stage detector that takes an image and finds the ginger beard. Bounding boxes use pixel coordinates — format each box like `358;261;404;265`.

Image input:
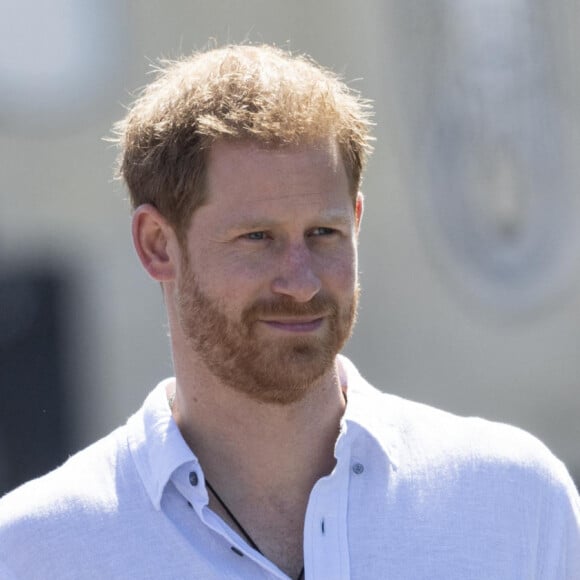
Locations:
176;256;358;405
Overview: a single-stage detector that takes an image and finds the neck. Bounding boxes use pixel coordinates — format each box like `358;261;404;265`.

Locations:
171;358;346;497
169;352;346;579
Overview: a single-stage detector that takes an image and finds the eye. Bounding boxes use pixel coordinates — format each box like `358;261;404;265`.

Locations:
310;227;337;237
243;231;268;241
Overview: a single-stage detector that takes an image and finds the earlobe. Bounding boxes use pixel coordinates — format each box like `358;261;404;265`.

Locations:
355;192;364;233
132;204;177;281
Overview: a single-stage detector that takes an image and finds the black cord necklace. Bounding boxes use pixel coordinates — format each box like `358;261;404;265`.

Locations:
206;479;305;580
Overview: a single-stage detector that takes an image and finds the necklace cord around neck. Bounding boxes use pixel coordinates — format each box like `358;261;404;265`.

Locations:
205;479;305;580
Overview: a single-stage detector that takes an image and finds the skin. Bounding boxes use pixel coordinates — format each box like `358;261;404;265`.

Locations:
132;139;363;578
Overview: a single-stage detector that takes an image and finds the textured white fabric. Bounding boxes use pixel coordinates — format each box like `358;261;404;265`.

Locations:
0;356;579;579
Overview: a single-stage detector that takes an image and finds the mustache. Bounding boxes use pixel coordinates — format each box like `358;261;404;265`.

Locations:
242;294;338;322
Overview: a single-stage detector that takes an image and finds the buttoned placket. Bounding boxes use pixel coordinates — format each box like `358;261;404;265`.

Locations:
303;422;354;580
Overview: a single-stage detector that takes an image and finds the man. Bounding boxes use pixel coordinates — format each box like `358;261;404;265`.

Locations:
0;44;578;580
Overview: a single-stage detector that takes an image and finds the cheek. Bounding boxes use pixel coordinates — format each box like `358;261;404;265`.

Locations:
199;254;273;303
319;251;358;294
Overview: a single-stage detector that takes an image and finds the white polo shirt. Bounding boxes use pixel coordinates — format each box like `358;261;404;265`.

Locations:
0;356;579;579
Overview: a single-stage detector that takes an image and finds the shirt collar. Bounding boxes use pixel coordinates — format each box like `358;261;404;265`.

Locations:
127;356;400;509
127;378;198;510
337;354;400;469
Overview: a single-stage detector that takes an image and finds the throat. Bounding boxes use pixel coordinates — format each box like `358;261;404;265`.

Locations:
206;479;306;580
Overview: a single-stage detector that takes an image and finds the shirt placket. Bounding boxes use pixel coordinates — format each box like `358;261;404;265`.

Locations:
173;463;290;579
303;436;352;580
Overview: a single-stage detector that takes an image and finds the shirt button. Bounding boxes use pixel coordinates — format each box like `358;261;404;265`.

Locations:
189;471;199;486
352;462;364;475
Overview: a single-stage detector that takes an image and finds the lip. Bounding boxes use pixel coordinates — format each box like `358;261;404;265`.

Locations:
260;317;324;333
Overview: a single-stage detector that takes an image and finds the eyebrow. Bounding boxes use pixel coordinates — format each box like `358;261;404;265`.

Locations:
227;209;354;233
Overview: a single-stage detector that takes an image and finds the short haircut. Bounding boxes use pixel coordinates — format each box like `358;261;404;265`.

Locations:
113;44;374;239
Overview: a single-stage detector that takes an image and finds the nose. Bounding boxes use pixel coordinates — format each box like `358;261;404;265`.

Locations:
270;242;321;303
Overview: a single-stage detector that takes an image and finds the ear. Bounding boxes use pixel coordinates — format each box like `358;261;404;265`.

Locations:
132;204;178;281
354;191;364;234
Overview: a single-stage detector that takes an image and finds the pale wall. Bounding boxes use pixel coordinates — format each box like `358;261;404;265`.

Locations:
1;0;578;481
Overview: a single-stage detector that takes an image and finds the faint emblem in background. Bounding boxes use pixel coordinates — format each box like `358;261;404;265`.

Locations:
418;0;580;314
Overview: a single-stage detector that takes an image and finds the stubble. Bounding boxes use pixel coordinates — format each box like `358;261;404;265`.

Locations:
176;259;358;405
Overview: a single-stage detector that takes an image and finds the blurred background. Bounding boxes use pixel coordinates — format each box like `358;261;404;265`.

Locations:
1;0;579;494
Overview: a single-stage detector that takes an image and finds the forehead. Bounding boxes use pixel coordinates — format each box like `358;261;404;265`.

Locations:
203;140;352;215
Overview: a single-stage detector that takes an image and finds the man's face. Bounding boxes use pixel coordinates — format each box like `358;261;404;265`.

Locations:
175;140;362;404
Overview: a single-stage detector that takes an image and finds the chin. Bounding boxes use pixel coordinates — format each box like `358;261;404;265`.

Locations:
228;340;338;405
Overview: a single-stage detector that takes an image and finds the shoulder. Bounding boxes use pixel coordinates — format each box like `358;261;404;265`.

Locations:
353;371;578;531
0;425;137;545
342;357;580;572
398;393;567;481
0;379;175;536
344;358;577;504
383;386;570;487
